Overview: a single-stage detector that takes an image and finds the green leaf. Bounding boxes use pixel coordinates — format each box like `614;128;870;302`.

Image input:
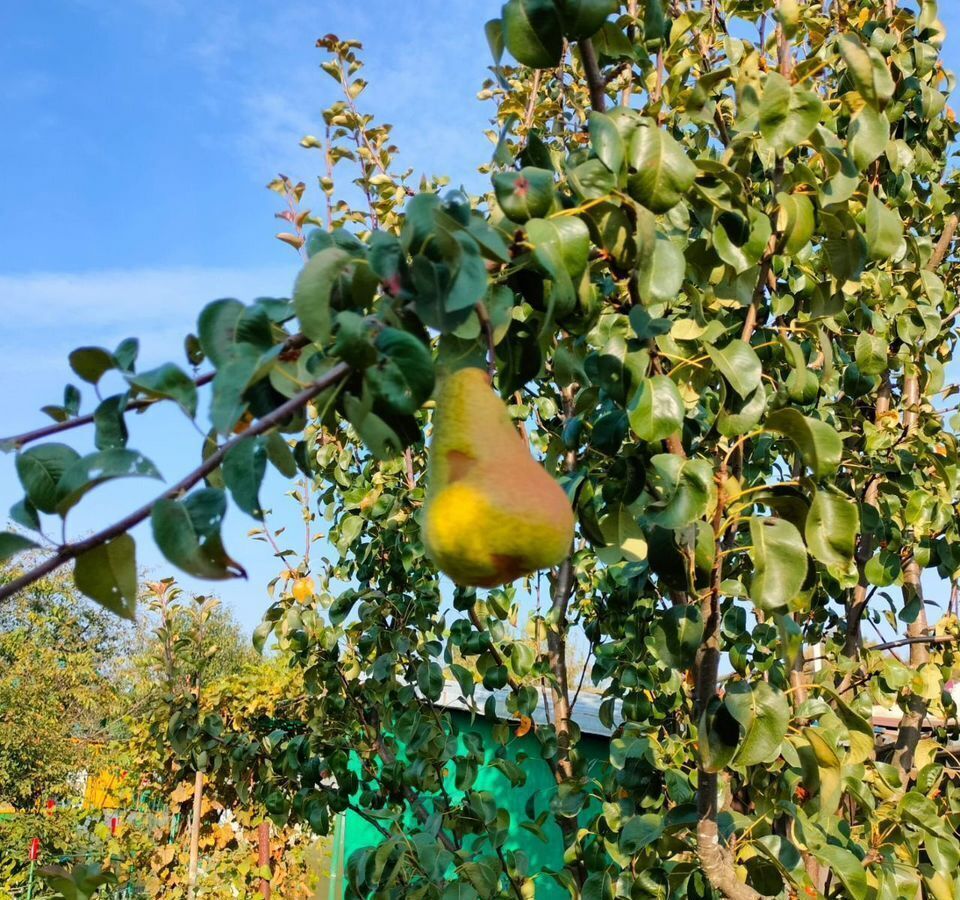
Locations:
713;208;772;274
73;534;137;620
817;684;874;764
651;605;704;669
717;384;767;437
510;641;536;676
0;531;39;563
764;408;842;479
527;216;590;279
492;167;555;222
416;661;444;701
706;339;762;399
724;681;790;766
151;488;245;580
557;0;616;40
627;375;684;442
9;498;40;531
210;344;261;435
865;549;900;587
366;329;436;416
581;870;615;900
749;516;807;614
113;337;139;372
758;73;823;155
589;111;624;174
805;490;858;577
848;104;889;170
342;393;408;460
813;844;868;900
597;504;648;563
838;33;895;109
197;298;245;368
527;216;590;313
619;814;664;855
776;192;815;255
568;158;616;201
646;455;714;529
93;395;129;450
402;193;442;254
16;443;82;514
264;431;297;478
501;0;563;68
294;247;352;345
69;347;114;384
699;696;741;773
636;236;685;305
446;232;489;312
865;191;903;261
412;257;472;333
626;123;697;213
128;363;198;418
55;449;162;514
223;437;268;519
854;331;888;376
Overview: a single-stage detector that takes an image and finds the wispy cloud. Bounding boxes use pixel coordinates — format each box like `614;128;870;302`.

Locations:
0;265;295;417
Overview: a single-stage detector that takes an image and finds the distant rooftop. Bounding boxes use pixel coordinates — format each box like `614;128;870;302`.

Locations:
435;681;615;738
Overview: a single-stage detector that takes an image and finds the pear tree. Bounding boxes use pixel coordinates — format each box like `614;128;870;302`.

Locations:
4;2;960;897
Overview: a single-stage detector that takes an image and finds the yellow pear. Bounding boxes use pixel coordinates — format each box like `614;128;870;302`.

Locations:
422;367;575;587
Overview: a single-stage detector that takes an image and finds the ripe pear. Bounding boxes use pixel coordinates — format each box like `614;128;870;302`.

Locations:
422;367;575;587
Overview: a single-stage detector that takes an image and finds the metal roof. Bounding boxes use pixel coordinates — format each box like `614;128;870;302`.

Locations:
434;680;615;738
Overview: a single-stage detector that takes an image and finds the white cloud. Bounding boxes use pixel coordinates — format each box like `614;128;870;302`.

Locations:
0;265;296;402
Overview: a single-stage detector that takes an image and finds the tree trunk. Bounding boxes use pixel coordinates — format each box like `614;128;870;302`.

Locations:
186;769;204;900
258;820;271;899
892;372;930;780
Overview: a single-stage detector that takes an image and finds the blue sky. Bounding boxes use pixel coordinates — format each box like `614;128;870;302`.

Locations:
1;1;959;634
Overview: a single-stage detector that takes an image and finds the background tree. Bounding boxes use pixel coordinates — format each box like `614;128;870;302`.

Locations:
3;1;960;898
0;561;130;810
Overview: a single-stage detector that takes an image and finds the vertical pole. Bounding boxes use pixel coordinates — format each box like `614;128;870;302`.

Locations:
26;861;36;900
258;820;271;899
186;770;204;900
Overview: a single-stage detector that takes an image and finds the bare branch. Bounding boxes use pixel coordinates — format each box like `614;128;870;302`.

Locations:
578;38;607;112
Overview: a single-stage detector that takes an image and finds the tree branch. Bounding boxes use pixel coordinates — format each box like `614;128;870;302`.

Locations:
2;334;312;450
578;38;606;112
892;372;930;779
844;379;891;658
868;634;954;653
928;213;959;272
0;362;351;605
692;459;763;900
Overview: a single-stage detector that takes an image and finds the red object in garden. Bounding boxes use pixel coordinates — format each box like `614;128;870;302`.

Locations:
29;838;40;862
110;816;118;835
45;799;55;813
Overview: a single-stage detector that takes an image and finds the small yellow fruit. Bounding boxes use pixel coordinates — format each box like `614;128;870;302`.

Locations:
292;577;315;604
422;367;575;587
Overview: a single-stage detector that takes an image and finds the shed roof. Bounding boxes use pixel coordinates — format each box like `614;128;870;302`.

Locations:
434;681;615;738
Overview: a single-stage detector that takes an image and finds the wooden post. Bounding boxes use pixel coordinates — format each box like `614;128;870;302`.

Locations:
186;770;204;900
258;820;271;899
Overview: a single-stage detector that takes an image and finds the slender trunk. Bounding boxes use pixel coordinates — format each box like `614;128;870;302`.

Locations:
186;769;204;900
258;820;271;899
844;380;891;658
892;372;929;779
694;461;762;900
